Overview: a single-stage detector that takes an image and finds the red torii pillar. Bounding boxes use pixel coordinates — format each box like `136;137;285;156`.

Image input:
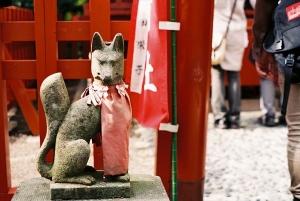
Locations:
156;1;214;200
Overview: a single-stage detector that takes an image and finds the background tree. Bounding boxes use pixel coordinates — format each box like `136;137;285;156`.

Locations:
11;0;88;20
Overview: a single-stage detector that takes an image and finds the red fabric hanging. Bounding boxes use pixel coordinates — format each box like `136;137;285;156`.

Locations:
125;0;170;129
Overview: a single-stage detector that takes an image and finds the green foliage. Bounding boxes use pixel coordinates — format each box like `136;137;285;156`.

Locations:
11;0;89;18
57;0;88;17
11;0;33;10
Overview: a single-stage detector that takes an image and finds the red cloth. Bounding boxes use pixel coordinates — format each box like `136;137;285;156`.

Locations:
125;0;169;129
81;82;132;176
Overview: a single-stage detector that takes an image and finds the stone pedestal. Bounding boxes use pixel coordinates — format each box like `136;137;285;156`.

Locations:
51;171;130;200
12;174;169;201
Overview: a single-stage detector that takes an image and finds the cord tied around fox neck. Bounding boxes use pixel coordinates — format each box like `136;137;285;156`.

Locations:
81;82;128;106
116;83;128;96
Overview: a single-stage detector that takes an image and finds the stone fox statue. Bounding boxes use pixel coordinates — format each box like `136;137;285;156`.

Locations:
36;32;132;185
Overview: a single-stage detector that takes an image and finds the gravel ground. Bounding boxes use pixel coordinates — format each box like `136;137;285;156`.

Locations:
204;111;293;201
8;105;294;200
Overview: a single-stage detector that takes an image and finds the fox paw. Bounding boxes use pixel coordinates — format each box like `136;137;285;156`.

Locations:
112;173;130;182
76;175;96;185
52;174;96;185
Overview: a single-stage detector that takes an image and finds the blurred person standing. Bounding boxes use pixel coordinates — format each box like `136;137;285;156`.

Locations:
249;0;283;127
211;0;248;129
252;0;300;200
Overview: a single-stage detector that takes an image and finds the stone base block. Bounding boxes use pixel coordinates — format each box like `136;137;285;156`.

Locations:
12;174;169;201
50;171;130;200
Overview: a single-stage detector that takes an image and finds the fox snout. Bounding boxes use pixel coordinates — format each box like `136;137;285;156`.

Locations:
103;76;112;84
94;71;114;84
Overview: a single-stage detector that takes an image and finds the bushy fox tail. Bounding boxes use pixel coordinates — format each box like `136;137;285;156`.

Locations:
36;72;71;178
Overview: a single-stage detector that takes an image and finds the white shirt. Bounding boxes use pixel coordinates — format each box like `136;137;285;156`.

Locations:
212;0;248;71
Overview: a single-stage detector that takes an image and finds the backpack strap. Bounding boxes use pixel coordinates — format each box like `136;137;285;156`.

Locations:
281;54;295;116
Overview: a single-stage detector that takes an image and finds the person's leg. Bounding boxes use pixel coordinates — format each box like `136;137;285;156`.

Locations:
278;70;300;199
227;70;241;128
259;77;276;126
260;77;276;115
211;65;228;128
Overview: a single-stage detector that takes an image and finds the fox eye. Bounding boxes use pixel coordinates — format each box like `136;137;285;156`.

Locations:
99;61;105;65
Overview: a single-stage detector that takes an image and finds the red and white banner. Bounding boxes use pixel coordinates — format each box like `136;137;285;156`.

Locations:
125;0;169;129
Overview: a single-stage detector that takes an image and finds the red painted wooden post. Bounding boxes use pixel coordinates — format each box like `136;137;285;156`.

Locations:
156;1;214;200
34;0;47;143
155;131;172;195
0;7;14;201
41;0;56;153
44;0;58;76
89;0;111;41
89;0;111;170
176;1;213;200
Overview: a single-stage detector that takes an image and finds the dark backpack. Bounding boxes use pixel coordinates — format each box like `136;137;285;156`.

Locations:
263;0;300;116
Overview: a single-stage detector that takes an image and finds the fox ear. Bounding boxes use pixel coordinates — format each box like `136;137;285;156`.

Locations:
92;32;106;52
111;33;124;53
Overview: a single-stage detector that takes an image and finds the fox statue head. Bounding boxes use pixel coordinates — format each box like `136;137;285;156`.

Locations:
91;32;124;85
